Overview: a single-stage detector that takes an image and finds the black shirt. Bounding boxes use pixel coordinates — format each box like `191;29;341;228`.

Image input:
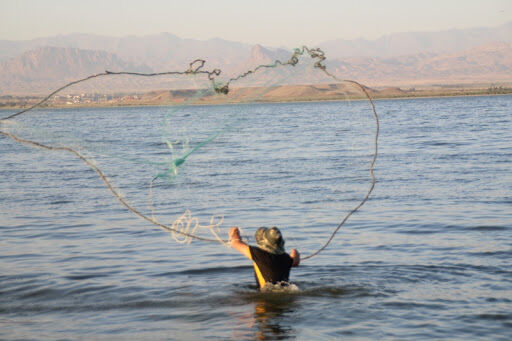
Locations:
249;246;293;288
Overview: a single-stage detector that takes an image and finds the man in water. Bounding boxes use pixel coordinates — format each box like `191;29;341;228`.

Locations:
229;226;300;289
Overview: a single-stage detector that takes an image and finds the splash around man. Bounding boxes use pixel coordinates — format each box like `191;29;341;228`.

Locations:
229;226;300;290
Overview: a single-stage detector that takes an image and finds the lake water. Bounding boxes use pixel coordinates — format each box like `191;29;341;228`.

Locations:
1;95;511;340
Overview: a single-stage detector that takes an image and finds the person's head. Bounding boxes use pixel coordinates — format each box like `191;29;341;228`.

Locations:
254;226;285;254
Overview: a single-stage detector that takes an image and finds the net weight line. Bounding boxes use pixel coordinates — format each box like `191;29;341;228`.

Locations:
0;46;379;259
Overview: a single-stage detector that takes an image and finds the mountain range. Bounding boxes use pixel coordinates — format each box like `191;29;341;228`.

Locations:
318;21;512;57
1;22;511;95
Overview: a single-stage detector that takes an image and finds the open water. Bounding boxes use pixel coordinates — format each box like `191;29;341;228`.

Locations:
1;95;511;340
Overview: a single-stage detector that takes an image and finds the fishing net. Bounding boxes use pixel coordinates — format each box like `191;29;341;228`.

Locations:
0;47;378;259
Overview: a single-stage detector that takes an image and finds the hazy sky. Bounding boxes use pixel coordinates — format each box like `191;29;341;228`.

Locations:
2;0;511;46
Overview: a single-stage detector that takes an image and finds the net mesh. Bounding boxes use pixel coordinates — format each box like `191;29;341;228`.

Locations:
0;47;379;259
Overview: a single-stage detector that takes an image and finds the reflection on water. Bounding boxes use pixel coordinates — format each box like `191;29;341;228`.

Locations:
252;295;299;340
233;282;377;340
232;291;300;340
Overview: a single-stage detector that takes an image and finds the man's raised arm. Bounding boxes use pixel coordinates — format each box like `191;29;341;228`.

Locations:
229;227;251;259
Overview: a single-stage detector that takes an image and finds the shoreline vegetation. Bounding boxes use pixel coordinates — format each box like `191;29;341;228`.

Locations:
1;83;511;110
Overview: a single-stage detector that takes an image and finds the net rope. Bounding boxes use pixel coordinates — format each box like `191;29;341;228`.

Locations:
0;46;379;259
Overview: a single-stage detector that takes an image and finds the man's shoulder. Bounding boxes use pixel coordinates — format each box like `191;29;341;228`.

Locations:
250;246;291;259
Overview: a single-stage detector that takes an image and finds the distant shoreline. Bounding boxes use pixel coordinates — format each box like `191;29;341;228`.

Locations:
1;83;511;110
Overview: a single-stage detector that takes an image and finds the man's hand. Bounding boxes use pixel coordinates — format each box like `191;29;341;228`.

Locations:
290;248;300;267
229;227;241;241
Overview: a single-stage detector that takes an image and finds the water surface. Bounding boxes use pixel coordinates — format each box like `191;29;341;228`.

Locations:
1;95;511;339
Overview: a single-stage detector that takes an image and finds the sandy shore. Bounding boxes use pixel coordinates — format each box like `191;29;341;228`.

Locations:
1;83;511;110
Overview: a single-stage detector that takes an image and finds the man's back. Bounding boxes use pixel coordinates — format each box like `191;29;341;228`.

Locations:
249;245;293;288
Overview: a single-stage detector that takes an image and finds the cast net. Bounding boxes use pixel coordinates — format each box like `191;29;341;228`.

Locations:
0;47;378;259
